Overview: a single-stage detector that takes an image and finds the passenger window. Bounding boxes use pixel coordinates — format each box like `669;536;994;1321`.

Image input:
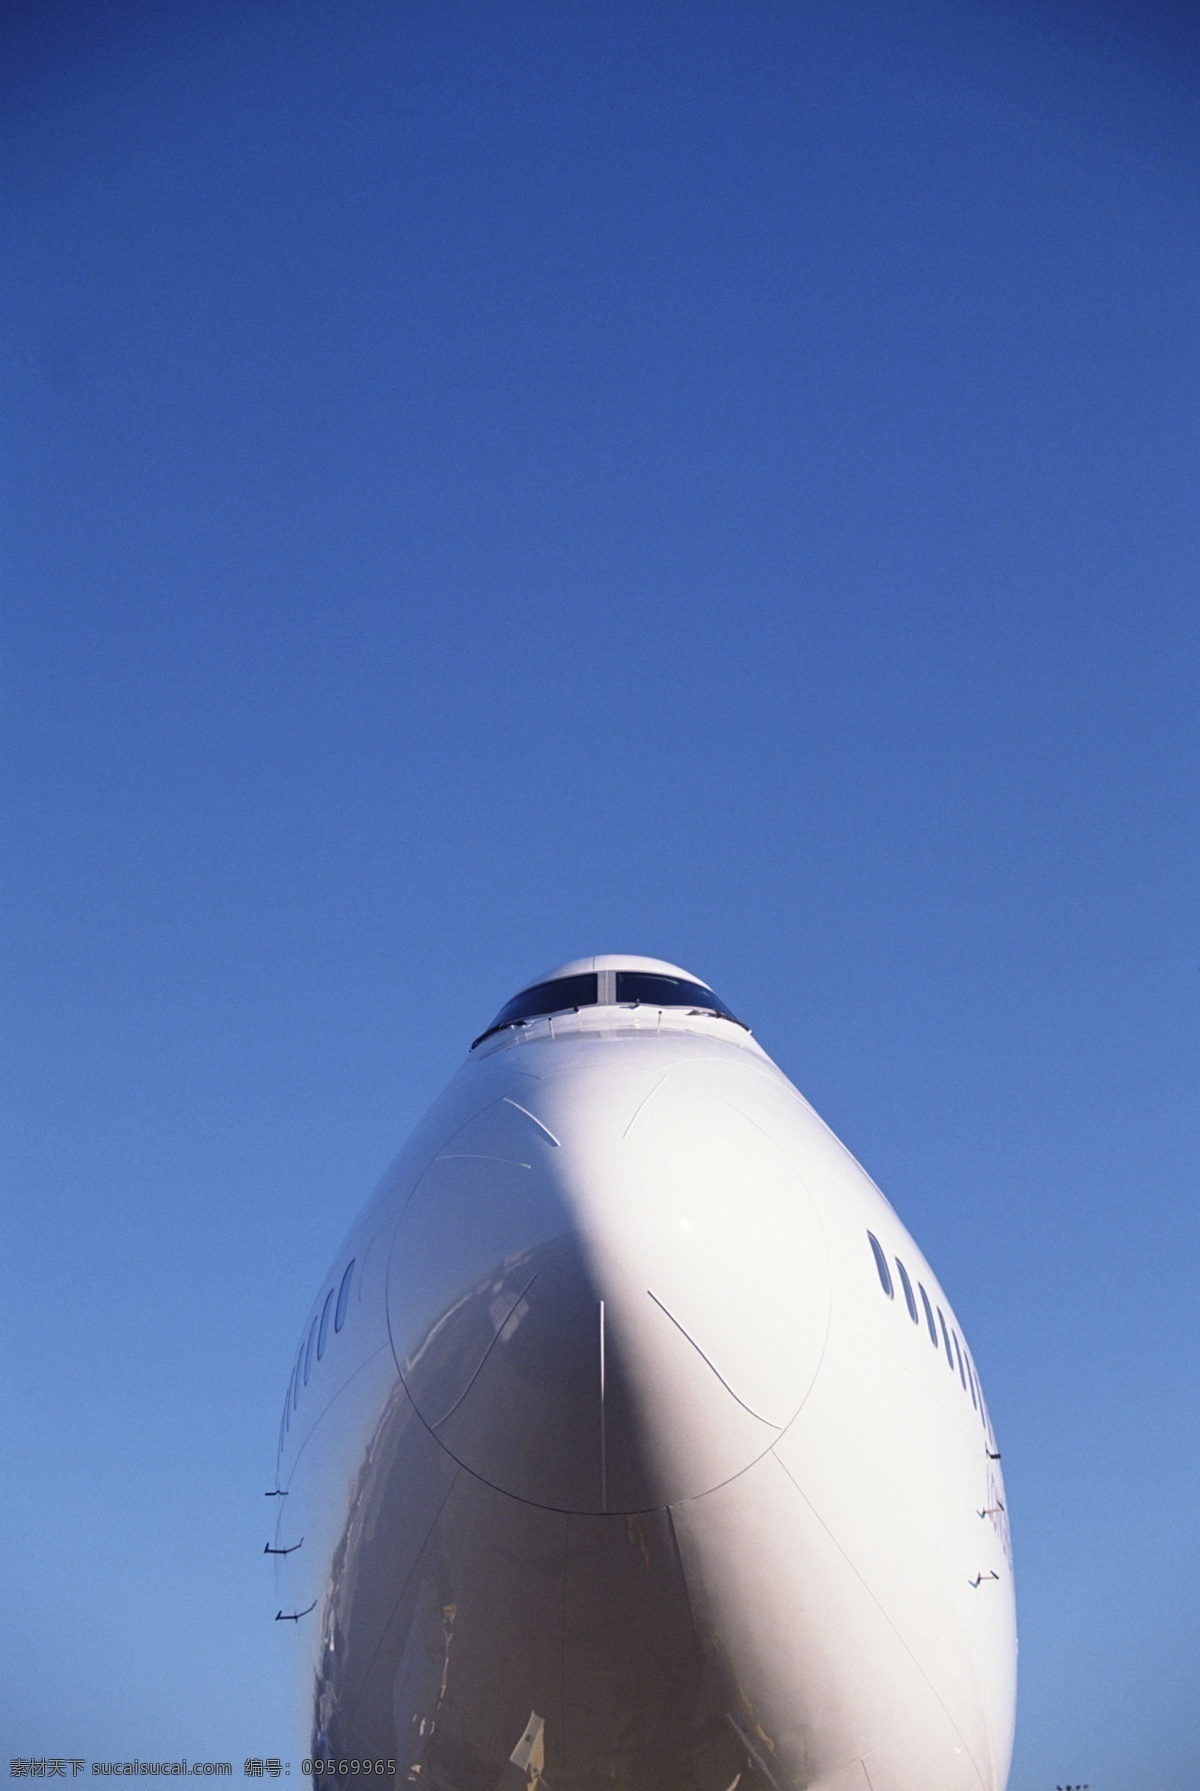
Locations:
317;1288;335;1361
964;1352;978;1410
867;1232;893;1297
335;1258;355;1333
895;1259;918;1323
918;1284;938;1345
951;1329;967;1388
937;1308;954;1369
303;1316;318;1386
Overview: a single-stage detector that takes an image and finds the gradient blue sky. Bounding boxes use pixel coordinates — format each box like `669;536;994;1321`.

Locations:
4;1;1199;1781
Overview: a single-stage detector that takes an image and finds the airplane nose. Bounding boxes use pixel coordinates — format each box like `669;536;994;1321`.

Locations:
386;1061;829;1513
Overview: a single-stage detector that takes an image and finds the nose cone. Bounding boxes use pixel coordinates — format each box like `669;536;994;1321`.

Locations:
386;1048;830;1513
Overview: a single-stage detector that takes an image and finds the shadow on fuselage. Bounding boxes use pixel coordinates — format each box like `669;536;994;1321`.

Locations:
312;1234;782;1791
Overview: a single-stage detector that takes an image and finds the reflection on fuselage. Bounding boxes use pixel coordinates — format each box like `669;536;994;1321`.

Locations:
271;957;1015;1791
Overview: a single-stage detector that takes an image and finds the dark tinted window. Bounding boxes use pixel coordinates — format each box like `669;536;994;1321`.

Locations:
335;1258;355;1332
317;1288;335;1361
867;1232;894;1297
937;1308;954;1369
615;972;740;1022
303;1316;318;1386
474;974;598;1045
895;1258;919;1323
918;1284;938;1345
951;1329;967;1388
964;1351;979;1410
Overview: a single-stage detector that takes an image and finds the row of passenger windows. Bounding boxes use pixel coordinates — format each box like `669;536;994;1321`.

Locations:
866;1231;991;1438
278;1258;356;1455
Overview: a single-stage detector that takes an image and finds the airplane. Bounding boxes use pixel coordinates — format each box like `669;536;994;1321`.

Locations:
270;955;1016;1790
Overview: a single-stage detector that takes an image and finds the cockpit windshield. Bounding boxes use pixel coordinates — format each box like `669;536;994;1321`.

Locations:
613;972;738;1018
471;969;743;1048
484;973;599;1037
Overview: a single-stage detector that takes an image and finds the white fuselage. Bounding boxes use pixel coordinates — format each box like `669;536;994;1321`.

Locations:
272;998;1015;1791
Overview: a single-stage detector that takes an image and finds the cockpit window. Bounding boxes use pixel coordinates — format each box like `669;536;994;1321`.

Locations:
476;973;598;1044
614;972;738;1019
473;968;742;1047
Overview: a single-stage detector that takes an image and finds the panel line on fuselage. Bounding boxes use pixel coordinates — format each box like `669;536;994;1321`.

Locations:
280;1338;394;1492
770;1449;990;1791
339;1462;466;1734
502;1097;561;1146
646;1289;780;1431
620;1074;671;1139
435;1152;533;1168
429;1271;541;1432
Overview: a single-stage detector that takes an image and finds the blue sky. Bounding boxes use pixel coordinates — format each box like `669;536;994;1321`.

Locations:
3;1;1198;1781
